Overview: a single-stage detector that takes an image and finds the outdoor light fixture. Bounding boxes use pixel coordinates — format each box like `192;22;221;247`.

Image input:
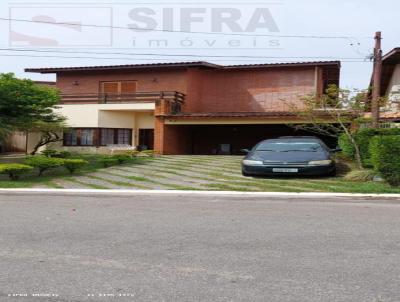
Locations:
72;80;79;85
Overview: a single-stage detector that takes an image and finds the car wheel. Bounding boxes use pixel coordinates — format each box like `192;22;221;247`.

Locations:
327;168;337;177
242;170;251;177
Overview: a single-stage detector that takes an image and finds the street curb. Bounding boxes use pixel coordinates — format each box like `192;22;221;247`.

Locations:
0;188;399;199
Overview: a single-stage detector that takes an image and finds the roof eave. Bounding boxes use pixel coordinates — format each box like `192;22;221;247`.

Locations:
24;61;221;74
383;48;400;62
25;60;342;74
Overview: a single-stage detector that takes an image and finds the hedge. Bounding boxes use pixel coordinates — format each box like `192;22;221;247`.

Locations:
338;134;356;159
369;135;400;186
0;164;33;180
339;128;400;167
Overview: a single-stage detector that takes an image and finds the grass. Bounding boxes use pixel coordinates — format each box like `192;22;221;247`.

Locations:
0;154;153;188
65;178;110;189
122;175;150;182
88;175;151;189
1;154;400;193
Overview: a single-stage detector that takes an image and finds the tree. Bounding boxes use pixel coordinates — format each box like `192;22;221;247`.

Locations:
28;120;67;155
286;85;370;169
0;73;66;152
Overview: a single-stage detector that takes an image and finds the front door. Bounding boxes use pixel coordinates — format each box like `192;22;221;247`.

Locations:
138;129;154;150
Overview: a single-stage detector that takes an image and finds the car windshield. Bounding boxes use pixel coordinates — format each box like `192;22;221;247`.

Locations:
255;141;323;152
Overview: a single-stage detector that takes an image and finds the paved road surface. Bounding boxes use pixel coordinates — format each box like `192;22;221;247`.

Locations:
0;193;400;302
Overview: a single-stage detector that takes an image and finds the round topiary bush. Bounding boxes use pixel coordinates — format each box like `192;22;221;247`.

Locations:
24;156;64;176
112;154;132;164
62;159;88;174
0;163;33;180
98;156;119;168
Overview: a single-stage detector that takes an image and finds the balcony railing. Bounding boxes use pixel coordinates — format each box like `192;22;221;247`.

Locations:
59;91;185;105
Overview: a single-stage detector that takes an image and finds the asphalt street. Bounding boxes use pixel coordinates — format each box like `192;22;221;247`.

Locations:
0;192;400;302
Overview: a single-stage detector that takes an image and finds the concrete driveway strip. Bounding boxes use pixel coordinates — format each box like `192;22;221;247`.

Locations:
0;192;400;302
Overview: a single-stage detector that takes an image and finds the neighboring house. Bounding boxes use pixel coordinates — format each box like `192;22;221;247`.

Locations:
25;61;340;155
377;48;400;122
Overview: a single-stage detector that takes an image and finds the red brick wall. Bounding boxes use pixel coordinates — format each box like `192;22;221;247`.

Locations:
154;118;190;155
56;69;188;94
184;67;316;112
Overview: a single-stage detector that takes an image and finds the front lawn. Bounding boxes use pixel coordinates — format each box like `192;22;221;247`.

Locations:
0;154;154;189
1;155;399;193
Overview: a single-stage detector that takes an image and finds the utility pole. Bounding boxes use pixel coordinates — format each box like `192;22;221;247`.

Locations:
371;31;382;128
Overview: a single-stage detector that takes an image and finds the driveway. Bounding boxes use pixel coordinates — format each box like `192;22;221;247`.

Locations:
0;192;400;301
24;155;400;194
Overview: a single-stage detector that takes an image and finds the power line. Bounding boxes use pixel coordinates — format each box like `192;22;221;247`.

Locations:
0;48;369;61
0;17;371;40
0;53;373;63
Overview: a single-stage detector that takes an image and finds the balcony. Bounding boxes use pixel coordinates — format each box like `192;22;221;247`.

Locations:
59;91;185;105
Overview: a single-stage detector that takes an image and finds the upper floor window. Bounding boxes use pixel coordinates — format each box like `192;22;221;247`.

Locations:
100;81;137;95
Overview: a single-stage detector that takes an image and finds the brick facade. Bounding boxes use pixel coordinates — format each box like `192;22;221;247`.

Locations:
184;67;317;113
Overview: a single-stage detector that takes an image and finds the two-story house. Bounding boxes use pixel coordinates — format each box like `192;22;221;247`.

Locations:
25;61;340;155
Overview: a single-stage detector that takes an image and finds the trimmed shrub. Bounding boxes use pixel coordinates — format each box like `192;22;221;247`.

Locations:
339;128;400;167
41;149;58;157
54;151;72;158
62;159;88;174
369;135;400;186
42;149;72;158
344;169;375;182
112;154;132;164
130;150;141;157
0;164;33;180
24;156;64;176
141;150;156;157
98;157;119;168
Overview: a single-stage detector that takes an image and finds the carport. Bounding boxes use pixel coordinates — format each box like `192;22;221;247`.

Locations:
162;114;336;155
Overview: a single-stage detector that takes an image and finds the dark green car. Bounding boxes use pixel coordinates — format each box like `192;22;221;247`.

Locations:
242;137;340;177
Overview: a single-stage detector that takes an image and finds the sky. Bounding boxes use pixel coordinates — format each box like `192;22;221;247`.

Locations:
0;0;398;89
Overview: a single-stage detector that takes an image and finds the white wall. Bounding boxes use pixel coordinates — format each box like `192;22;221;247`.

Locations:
135;112;155;129
49;104;157;150
386;64;400;111
98;111;136;129
55;103;155;128
20;104;158;153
